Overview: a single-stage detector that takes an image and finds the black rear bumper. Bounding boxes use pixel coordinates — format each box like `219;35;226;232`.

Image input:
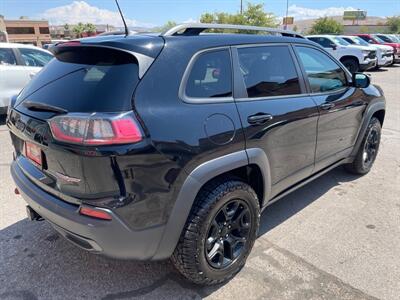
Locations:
11;160;167;260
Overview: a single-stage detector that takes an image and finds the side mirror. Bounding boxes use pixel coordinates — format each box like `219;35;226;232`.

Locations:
368;39;375;44
330;44;337;50
353;73;370;88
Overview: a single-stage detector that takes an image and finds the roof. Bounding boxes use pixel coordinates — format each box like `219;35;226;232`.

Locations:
0;42;51;52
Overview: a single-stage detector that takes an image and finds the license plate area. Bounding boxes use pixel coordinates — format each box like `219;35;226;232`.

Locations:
25;141;42;166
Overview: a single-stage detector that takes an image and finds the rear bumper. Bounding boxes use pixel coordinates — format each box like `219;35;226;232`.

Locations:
11;160;166;260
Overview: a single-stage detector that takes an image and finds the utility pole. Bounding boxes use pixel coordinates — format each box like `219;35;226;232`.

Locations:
240;0;243;14
284;0;289;30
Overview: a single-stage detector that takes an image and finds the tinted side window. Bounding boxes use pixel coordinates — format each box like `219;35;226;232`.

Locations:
19;48;53;67
238;46;301;98
0;48;17;65
296;46;347;93
358;36;371;43
308;37;333;48
185;49;232;99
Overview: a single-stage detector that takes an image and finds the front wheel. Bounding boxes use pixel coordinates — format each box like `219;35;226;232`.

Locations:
341;58;359;74
171;180;260;285
345;117;381;175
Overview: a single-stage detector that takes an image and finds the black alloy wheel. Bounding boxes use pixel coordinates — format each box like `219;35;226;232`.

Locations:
205;199;251;269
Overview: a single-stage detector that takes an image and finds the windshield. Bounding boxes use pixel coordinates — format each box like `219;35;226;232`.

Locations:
352;37;370;46
16;46;140;113
373;35;388;43
333;37;350;46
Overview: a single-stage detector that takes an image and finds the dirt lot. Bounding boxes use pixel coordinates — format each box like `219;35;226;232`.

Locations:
0;66;399;300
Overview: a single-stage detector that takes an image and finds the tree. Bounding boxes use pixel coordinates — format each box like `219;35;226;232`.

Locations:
293;25;298;32
84;23;97;34
160;21;177;32
309;17;343;34
72;22;85;38
200;3;278;30
386;16;400;33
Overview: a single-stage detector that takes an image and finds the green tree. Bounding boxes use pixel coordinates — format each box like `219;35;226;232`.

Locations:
293;25;298;32
72;22;85;38
159;21;177;32
386;16;400;33
200;3;278;31
309;17;343;34
84;23;97;34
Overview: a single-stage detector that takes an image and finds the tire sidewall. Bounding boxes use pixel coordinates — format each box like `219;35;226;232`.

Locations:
360;118;381;172
196;185;260;281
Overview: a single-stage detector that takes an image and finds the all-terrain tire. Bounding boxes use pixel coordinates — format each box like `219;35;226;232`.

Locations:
345;117;381;175
171;179;260;285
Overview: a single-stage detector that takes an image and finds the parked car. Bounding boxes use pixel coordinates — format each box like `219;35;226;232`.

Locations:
0;43;53;115
353;34;400;64
7;23;385;285
340;35;394;68
306;35;377;73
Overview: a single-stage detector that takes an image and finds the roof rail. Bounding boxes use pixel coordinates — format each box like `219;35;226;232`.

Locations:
161;23;304;38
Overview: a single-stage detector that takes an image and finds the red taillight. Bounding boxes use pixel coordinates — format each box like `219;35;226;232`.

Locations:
49;112;143;146
79;206;112;220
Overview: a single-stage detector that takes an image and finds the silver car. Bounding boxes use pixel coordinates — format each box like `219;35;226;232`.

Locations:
0;43;53;114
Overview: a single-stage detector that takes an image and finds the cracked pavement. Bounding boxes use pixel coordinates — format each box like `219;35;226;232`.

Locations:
1;66;399;300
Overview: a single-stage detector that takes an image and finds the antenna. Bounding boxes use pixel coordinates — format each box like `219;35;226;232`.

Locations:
115;0;129;36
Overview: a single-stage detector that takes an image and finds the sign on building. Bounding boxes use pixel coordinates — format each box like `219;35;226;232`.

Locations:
343;10;367;20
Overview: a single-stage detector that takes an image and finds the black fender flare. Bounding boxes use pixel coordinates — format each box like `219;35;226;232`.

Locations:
152;148;271;260
350;100;385;157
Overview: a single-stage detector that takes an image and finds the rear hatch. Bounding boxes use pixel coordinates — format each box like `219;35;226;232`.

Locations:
8;35;164;204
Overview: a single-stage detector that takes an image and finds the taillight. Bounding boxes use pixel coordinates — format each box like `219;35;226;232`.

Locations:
49;112;143;146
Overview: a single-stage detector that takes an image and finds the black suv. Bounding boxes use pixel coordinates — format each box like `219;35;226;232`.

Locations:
7;24;385;285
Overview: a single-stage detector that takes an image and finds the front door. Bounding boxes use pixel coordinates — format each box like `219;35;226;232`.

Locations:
294;45;367;171
233;44;319;199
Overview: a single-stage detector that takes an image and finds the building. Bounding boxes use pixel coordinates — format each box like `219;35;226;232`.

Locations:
3;18;51;47
49;24;116;39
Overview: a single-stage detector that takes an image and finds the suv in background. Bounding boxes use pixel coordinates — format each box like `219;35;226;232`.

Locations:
354;34;400;64
0;43;53;114
7;24;385;285
306;35;377;73
340;35;394;68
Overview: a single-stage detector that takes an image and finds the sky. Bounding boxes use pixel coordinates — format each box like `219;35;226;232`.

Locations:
1;0;400;27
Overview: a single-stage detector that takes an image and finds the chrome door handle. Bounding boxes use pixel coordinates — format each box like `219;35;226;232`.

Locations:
320;103;335;110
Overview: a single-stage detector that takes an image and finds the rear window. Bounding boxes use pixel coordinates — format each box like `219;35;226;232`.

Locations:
184;49;232;99
17;47;139;112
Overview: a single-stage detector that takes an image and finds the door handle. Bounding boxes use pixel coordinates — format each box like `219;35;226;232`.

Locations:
320;103;335;110
247;113;273;125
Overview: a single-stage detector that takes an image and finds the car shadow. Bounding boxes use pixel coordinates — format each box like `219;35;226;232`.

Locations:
0;167;359;299
368;68;388;73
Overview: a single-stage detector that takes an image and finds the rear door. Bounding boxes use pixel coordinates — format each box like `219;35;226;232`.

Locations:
293;45;367;171
232;44;319;198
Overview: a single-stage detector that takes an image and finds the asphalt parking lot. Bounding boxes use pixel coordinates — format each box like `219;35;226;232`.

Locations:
0;66;399;300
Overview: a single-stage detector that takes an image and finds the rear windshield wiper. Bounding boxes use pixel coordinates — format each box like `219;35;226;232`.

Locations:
23;101;68;114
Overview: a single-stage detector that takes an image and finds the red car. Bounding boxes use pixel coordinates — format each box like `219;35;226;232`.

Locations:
353;34;400;64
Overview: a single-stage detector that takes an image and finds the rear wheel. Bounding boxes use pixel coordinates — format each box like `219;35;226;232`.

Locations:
345;117;381;175
171;179;260;285
341;58;359;73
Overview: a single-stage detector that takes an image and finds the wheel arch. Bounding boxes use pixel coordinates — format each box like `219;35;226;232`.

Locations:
340;55;360;64
152;148;271;260
351;101;385;157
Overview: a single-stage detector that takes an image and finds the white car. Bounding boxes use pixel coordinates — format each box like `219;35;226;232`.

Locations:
0;43;53;114
306;35;377;73
340;35;394;68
